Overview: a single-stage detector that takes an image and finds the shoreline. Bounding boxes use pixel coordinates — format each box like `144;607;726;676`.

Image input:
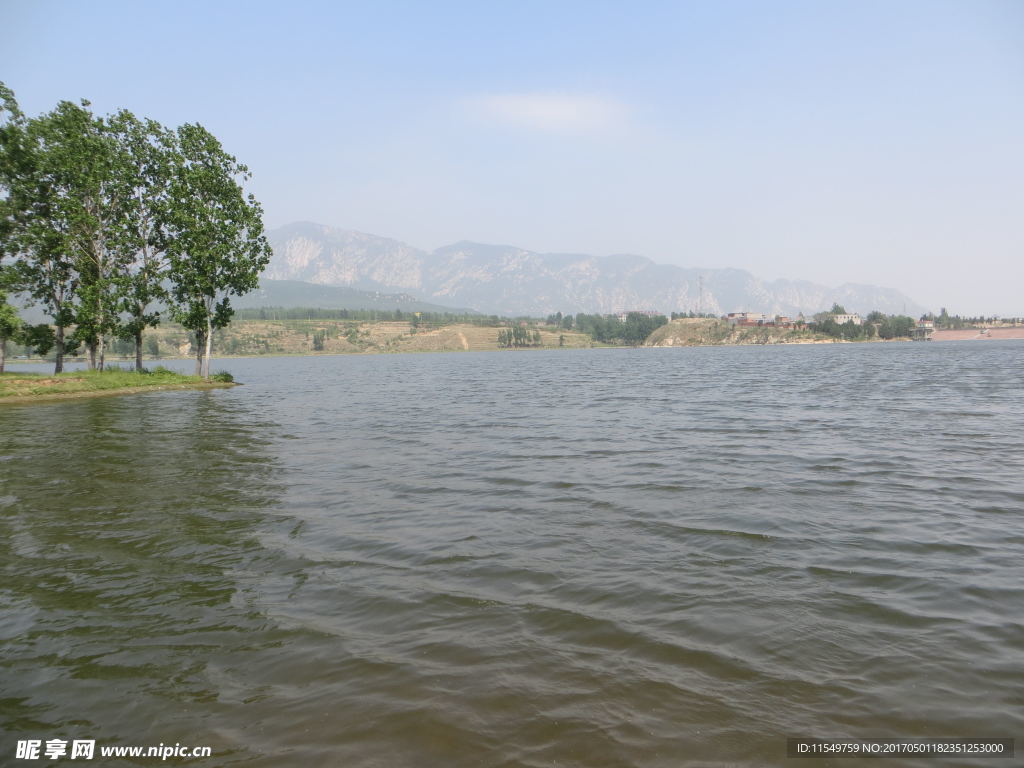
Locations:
0;370;237;405
0;381;236;405
5;329;1021;371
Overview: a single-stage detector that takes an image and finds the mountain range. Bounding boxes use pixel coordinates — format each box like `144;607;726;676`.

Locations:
260;221;926;318
232;280;475;314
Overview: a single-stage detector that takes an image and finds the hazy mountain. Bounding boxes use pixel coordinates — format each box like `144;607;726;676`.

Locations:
234;280;476;314
10;278;473;327
263;221;928;317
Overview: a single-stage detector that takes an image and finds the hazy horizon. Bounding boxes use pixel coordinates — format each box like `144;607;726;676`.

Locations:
4;0;1022;316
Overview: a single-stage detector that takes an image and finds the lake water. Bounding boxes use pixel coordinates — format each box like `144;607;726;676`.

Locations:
2;342;1022;766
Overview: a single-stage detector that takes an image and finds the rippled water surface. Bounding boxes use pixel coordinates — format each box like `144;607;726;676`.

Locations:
2;342;1022;766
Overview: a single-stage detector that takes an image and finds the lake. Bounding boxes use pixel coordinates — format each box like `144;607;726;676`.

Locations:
2;342;1022;766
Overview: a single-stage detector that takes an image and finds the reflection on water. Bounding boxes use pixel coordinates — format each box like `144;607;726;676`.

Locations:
2;342;1023;767
0;393;288;763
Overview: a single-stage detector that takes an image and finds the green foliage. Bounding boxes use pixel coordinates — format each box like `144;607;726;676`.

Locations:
875;315;915;339
107;111;177;364
165;123;271;378
0;83;269;377
0;93;80;370
312;329;326;351
17;323;56;356
810;310;915;340
210;371;234;383
930;307;995;330
0;289;21;371
497;325;542;348
0;291;21;339
574;312;668;345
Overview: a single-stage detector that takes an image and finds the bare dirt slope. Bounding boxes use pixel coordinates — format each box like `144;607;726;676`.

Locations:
932;328;1024;341
645;318;822;346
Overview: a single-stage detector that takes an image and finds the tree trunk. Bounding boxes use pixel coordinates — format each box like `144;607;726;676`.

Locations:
0;337;6;374
194;332;204;377
98;333;106;372
202;315;213;379
87;342;97;371
135;328;144;372
54;325;65;375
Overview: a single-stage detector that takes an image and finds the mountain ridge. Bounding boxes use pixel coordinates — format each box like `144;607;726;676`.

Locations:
265;222;928;317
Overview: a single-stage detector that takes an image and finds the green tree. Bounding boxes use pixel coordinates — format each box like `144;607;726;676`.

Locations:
62;102;139;371
108;110;177;371
165;124;271;378
26;100;138;371
0;288;21;372
0;87;80;373
18;323;56;359
621;312;667;345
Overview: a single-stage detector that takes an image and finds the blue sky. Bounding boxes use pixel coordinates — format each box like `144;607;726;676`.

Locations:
4;0;1022;314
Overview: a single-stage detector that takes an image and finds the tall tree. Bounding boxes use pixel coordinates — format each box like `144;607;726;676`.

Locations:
0;288;20;373
2;89;141;372
107;111;176;371
166;124;270;378
0;83;23;260
0;87;80;373
54;102;137;372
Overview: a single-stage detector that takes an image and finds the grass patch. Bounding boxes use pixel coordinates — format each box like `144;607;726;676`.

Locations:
0;367;235;400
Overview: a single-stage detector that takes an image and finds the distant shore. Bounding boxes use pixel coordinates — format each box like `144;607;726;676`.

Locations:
6;325;1022;374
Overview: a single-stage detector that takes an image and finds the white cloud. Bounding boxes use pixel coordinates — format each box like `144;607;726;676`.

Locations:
471;92;627;134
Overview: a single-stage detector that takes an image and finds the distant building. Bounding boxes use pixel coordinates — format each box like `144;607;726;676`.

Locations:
832;313;863;326
724;312;767;326
912;319;934;341
722;312;805;329
616;310;663;322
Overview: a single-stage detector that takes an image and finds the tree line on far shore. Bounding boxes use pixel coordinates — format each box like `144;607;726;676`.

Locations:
0;83;269;376
808;305;914;340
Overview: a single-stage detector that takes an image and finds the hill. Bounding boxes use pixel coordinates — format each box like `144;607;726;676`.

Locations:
234;279;476;314
265;221;928;318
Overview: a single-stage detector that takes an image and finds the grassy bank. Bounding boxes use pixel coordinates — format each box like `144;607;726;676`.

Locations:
0;367;236;404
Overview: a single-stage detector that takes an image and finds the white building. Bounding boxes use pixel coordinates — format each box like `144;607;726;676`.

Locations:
832;313;863;326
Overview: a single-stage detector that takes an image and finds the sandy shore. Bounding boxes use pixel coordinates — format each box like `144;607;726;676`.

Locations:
932;328;1024;341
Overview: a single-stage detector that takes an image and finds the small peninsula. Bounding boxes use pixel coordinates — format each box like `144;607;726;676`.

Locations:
0;368;235;405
